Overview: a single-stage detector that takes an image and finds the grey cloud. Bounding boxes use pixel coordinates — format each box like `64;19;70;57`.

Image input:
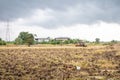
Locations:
33;0;120;28
0;0;80;21
0;0;120;28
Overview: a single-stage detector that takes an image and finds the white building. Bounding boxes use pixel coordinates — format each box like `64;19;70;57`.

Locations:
35;37;50;42
54;37;70;41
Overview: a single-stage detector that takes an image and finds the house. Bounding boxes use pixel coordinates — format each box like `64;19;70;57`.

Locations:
35;37;50;42
54;37;70;41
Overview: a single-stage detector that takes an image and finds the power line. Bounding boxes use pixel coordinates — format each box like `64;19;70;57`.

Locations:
6;20;10;42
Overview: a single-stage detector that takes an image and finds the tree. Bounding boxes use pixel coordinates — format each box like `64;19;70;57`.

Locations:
0;38;6;45
15;37;23;45
111;40;117;43
15;32;34;46
95;38;100;43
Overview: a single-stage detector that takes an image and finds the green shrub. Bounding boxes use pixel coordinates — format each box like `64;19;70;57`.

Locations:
0;40;6;45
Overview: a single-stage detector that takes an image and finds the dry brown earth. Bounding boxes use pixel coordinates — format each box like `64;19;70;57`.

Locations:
0;45;120;80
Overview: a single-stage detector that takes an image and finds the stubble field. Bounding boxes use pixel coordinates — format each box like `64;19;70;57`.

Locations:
0;45;120;80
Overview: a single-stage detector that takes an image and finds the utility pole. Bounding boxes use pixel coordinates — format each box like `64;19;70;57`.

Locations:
6;20;10;42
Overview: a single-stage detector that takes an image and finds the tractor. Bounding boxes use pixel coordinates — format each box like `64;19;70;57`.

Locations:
75;41;87;47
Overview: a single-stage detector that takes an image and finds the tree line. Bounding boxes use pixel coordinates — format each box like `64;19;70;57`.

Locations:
0;31;119;46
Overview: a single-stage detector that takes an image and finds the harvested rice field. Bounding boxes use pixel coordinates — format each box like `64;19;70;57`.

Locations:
0;45;120;80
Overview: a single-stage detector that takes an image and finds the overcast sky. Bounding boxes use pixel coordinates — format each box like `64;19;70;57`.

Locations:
0;0;120;41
